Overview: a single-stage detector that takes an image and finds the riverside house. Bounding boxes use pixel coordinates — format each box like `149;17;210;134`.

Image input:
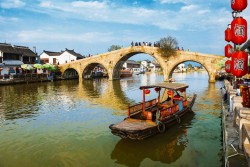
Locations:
40;48;83;65
0;43;37;78
122;60;141;73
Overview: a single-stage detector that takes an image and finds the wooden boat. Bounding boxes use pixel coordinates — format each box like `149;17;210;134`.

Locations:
120;69;133;77
109;82;197;140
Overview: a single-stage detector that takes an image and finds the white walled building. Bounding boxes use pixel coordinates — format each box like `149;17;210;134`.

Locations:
177;63;187;72
141;60;161;72
149;62;161;71
40;48;83;65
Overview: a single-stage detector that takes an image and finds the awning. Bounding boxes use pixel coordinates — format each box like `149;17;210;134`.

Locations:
241;39;250;51
2;60;24;66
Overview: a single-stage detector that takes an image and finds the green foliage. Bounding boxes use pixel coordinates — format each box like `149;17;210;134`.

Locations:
108;45;122;52
217;59;226;69
157;36;178;58
187;63;192;68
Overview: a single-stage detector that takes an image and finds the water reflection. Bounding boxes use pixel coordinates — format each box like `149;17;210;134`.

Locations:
111;112;195;167
0;79;135;121
79;79;133;111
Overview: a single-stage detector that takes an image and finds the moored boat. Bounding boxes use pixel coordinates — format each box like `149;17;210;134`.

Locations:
109;82;197;140
120;69;133;77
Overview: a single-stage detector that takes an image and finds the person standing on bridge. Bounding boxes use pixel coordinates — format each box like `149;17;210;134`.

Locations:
131;41;134;46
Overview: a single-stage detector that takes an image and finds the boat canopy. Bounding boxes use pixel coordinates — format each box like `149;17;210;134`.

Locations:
139;82;189;91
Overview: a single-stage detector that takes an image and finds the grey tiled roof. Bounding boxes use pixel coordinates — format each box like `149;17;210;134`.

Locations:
65;48;83;58
14;45;37;57
126;60;140;65
43;50;62;56
0;43;21;54
0;43;37;57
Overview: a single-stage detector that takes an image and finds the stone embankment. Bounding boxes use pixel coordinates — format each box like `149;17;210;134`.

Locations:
223;80;249;167
0;74;63;85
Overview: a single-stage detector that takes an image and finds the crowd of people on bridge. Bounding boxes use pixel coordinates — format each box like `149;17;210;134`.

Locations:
131;41;160;47
130;41;189;51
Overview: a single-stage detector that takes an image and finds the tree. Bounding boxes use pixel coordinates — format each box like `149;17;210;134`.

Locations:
187;63;192;69
157;36;178;58
217;59;226;69
108;45;122;52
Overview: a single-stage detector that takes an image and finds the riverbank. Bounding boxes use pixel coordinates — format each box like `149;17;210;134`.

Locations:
0;74;77;86
223;80;248;167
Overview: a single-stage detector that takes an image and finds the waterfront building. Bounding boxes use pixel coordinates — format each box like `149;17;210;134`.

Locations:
0;43;37;76
148;62;161;72
40;48;83;65
178;63;187;72
141;60;161;72
122;60;140;73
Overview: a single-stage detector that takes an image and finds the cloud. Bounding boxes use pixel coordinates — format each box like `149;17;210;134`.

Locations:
40;1;53;8
0;16;19;23
158;0;186;4
0;0;25;8
35;1;230;31
5;29;114;43
181;4;198;11
71;1;107;9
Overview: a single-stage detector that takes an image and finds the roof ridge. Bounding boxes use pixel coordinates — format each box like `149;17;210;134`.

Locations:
13;45;29;49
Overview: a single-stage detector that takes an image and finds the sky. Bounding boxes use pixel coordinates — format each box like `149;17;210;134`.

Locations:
0;0;250;61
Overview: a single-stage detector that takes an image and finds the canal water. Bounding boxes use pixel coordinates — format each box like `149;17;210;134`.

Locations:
0;71;223;167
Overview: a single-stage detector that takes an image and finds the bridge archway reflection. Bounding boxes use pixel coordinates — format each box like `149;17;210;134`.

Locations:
77;79;132;112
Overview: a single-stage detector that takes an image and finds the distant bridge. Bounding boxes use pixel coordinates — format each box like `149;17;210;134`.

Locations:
59;46;224;83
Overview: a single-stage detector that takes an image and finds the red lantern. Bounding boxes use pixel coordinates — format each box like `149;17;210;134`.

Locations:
231;0;248;11
154;87;161;92
167;90;173;96
144;89;150;94
225;60;231;73
225;28;232;42
231;17;247;44
231;51;248;77
225;44;233;57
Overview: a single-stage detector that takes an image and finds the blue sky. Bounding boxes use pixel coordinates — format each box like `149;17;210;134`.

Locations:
0;0;249;60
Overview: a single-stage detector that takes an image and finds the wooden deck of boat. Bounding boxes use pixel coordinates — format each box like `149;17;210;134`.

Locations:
112;118;156;131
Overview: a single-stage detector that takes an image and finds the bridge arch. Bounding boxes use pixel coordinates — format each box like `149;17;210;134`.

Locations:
82;62;108;79
168;60;212;82
163;51;221;82
62;68;79;79
110;47;167;80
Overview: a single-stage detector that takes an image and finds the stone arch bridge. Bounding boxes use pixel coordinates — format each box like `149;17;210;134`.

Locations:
59;46;224;83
